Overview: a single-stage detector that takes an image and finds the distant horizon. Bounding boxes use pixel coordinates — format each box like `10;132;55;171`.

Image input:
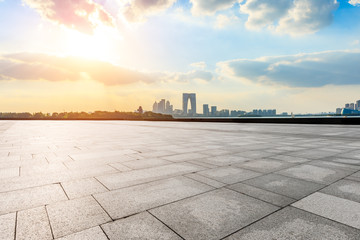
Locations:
1;0;360;113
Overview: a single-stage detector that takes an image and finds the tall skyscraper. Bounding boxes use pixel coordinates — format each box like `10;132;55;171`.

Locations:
152;101;158;113
356;100;360;110
211;106;217;116
345;103;350;109
203;104;209;116
182;93;196;115
350;103;355;110
158;99;165;113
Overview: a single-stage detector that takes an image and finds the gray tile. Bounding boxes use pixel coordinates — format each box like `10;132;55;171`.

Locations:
47;196;111;238
270;155;310;163
320;179;360;203
150;188;279;240
94;176;213;219
225;207;360;240
102;212;181;240
276;164;350;184
244;174;324;199
96;162;205;190
292;192;360;229
122;158;172;170
16;206;52;240
309;160;360;172
228;182;295;207
197;155;249;166
56;226;108;240
61;178;108;199
234;159;295;173
197;166;261;184
0;213;16;240
184;173;226;188
0;184;67;215
161;152;208;162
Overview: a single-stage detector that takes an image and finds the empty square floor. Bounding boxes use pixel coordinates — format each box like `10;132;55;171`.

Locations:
1;121;360;239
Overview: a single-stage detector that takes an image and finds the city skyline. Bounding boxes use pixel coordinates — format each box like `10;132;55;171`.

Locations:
1;0;360;113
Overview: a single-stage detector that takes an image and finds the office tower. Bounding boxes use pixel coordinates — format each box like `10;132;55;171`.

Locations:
350;103;355;110
158;99;165;113
203;104;209;116
182;93;196;114
253;109;258;115
356;100;360;110
345;103;350;109
336;108;342;114
165;101;173;114
152;102;158;113
211;106;217;116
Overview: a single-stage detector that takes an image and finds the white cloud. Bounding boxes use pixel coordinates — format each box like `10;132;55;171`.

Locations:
239;0;339;35
214;14;240;29
217;50;360;87
190;61;207;69
22;0;114;34
190;0;237;16
349;0;360;6
123;0;176;22
0;52;214;85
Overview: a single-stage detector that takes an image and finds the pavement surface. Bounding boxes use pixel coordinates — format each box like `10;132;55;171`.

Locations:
0;120;360;239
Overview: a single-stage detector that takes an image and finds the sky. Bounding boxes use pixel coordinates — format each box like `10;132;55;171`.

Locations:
0;0;360;114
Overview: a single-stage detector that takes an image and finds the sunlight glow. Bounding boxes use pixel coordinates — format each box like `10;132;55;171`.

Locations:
64;25;122;62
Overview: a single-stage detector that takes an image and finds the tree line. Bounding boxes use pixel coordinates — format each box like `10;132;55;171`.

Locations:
0;111;173;120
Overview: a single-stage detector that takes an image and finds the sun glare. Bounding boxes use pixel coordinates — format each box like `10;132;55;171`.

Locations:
64;25;122;62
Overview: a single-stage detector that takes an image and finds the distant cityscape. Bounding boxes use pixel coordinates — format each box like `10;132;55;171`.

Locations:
336;100;360;115
152;93;282;117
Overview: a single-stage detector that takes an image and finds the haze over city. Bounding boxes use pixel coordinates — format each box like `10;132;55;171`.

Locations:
1;0;360;113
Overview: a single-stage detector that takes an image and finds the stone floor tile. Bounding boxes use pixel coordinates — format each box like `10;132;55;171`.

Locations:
108;162;132;172
243;174;324;199
292;192;360;229
0;167;19;179
269;155;310;163
46;196;111;238
122;158;172;170
101;212;181;240
308;160;360;172
320;179;360;203
0;212;16;240
197;166;261;184
16;206;52;240
224;207;360;240
197;155;249;166
234;159;295;173
161;152;209;162
94;176;213;219
150;188;278;240
228;182;296;207
276;164;350;184
184;173;226;188
61;178;108;199
0;184;67;215
96;162;205;190
56;226;108;240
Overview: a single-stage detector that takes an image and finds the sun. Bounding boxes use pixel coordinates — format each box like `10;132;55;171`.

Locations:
64;25;122;62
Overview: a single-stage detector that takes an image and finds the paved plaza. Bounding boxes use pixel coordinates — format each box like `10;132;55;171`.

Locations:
1;121;360;239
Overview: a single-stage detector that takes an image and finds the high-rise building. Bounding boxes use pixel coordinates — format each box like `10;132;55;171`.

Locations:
350;103;355;110
336;108;342;114
356;100;360;110
182;93;196;115
345;103;350;109
152;102;158;113
203;104;209;116
165;101;173;114
211;106;217;116
158;99;165;113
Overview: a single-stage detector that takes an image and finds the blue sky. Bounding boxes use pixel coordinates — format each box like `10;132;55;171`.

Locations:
0;0;360;113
